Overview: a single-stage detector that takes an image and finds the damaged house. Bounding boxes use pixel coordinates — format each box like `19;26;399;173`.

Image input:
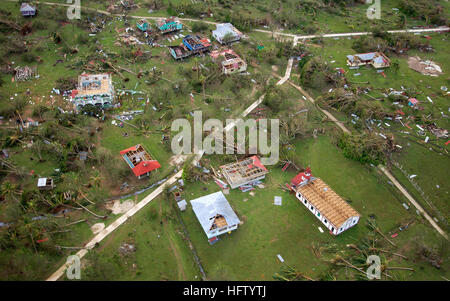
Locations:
168;44;191;60
210;49;247;74
290;168;360;235
220;156;269;189
20;3;36;17
212;23;243;45
190;191;241;244
347;52;390;69
120;144;161;179
71;74;115;109
14;66;36;81
37;178;54;190
182;35;212;54
136;19;150;32
156;17;182;34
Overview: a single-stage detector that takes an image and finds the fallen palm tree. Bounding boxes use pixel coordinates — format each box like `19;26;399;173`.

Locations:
273;264;315;281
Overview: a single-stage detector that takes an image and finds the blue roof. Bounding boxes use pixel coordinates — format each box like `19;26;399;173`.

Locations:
190;191;240;238
373;56;385;64
355;52;376;61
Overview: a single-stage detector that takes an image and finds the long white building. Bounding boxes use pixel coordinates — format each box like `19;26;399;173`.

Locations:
290;168;360;235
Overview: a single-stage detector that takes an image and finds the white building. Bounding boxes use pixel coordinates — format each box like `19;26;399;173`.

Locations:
212;23;243;45
210;49;247;75
71;74;115;109
190;191;240;244
290;168;360;235
37;178;54;190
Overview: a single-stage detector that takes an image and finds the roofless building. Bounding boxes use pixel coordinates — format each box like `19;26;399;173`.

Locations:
290;168;360;235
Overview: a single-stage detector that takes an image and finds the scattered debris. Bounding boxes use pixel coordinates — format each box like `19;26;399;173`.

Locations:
118;242;136;256
90;223;105;234
408;56;443;77
106;199;135;214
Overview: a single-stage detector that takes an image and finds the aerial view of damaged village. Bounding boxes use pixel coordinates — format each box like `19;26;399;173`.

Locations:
0;0;449;283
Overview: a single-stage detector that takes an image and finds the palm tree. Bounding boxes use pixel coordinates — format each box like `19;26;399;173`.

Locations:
90;170;102;188
1;181;21;202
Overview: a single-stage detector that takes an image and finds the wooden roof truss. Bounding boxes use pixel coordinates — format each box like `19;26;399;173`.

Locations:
297;178;359;229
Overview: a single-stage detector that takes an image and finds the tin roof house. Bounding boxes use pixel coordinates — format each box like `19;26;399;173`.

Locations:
290;168;360;235
71;74;115;109
20;3;36;17
210;49;247;74
346;52;390;69
120;144;161;179
190;191;240;244
220;156;268;189
212;23;243;45
156;17;182;34
137;19;150;32
168;44;191;60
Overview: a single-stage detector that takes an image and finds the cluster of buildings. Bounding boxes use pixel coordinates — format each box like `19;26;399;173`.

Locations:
63;17;361;245
184;156;360;244
167;23;247;74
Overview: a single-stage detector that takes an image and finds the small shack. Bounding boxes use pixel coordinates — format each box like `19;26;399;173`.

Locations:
37;178;54;190
190;191;240;244
137;19;150;32
177;199;187;211
20;3;36;17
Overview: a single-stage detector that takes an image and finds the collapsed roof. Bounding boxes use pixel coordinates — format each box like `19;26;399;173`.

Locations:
190;191;240;239
120;144;161;178
220;156;268;189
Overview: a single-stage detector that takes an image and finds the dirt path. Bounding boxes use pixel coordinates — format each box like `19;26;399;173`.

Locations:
18;1;449;40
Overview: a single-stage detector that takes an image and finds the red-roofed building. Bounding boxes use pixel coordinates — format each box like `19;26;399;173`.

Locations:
290;167;315;188
120;144;161;179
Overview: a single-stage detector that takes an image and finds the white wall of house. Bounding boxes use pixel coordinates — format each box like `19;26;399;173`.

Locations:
295;191;359;235
207;224;238;239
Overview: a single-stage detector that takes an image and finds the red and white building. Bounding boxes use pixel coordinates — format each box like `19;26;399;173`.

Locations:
120;144;161;179
290;168;360;235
